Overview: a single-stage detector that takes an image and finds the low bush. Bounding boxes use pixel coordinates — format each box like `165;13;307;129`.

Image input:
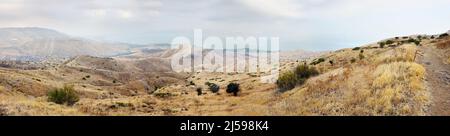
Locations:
439;33;449;38
196;87;202;96
379;42;386;48
226;83;240;96
294;64;319;79
385;40;394;45
351;58;357;63
208;83;220;93
276;71;298;91
359;53;365;60
310;58;325;65
47;85;79;106
277;64;319;92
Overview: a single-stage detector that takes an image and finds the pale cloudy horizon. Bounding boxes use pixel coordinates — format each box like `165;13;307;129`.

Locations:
1;0;449;51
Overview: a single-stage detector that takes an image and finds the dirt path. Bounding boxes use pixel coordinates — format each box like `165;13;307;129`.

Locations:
416;46;450;115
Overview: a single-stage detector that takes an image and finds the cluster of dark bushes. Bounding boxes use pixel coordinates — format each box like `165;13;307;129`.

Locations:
379;40;394;48
310;58;325;65
406;38;421;45
197;82;240;96
352;47;361;50
439;33;449;39
276;64;319;92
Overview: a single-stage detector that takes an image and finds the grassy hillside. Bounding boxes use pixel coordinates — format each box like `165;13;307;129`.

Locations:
1;33;449;116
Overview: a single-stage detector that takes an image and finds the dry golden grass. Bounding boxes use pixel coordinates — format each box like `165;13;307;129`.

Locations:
373;44;417;64
369;62;428;115
269;44;430;115
0;94;85;116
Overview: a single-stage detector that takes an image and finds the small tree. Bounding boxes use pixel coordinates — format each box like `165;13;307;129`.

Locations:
226;83;240;96
47;85;79;106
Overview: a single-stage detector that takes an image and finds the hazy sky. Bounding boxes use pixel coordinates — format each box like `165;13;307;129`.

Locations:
1;0;449;51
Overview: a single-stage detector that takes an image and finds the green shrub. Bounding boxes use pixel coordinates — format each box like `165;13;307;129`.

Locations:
379;42;386;48
352;47;361;50
208;83;220;93
385;40;394;45
276;71;298;91
359;53;365;60
310;58;325;65
439;33;449;38
329;60;334;65
318;58;325;62
414;40;420;45
226;83;240;96
351;58;357;63
294;64;319;79
47;85;79;106
277;64;319;92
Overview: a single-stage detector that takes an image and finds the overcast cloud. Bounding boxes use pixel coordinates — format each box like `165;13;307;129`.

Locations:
0;0;449;51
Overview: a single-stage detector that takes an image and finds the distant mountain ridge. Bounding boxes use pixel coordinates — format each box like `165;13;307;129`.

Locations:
0;27;132;59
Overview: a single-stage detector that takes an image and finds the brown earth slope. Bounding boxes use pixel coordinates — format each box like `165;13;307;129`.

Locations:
416;38;450;115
